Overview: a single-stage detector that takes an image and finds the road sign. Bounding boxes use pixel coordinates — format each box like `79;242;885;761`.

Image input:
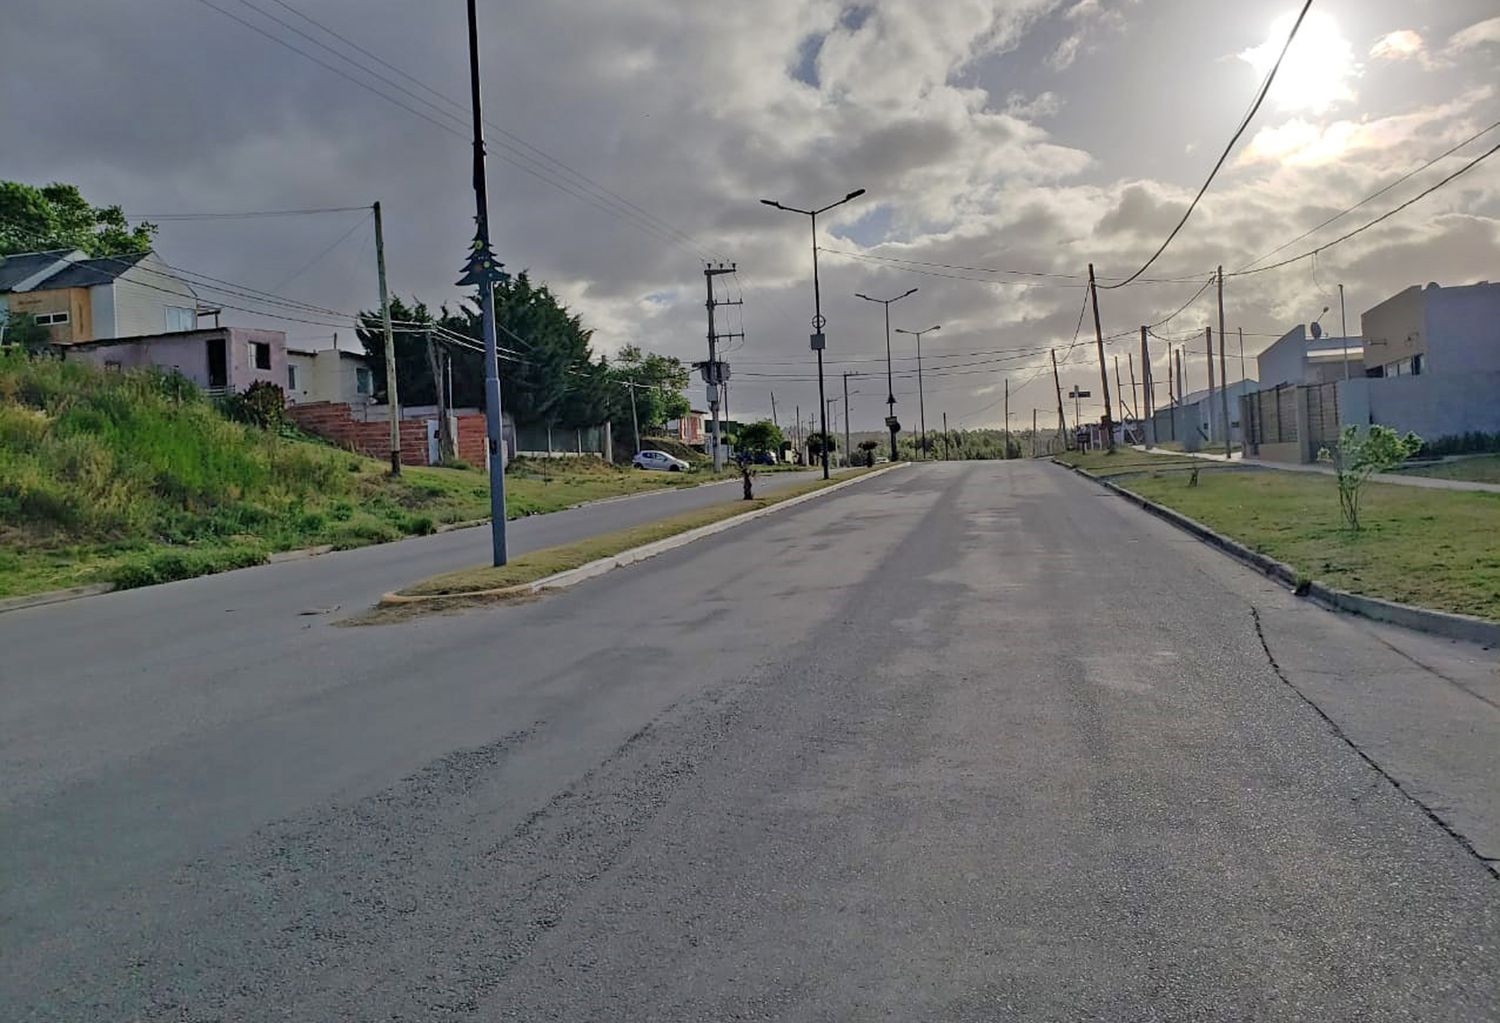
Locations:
810;332;826;351
1068;388;1090;398
884;415;900;431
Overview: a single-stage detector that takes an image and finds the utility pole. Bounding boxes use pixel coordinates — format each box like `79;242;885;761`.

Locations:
1176;347;1185;411
1051;348;1068;449
1003;377;1010;460
372;200;401;475
1140;326;1153;448
1218;266;1231;458
1205;325;1217;438
770;391;779;430
1114;356;1125;425
842;372;852;471
703;263;742;474
1031;407;1037;458
1087;264;1115;452
794;404;800;463
461;0;510;566
1127;353;1139;446
627;381;641;454
424;327;453;462
942;411;950;460
1339;283;1350;380
1238;327;1247;389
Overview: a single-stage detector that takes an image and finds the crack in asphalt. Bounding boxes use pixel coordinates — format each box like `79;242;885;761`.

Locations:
1250;605;1500;878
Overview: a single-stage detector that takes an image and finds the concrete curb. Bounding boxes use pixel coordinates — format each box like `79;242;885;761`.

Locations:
381;463;908;606
0;583;116;615
1055;459;1500;648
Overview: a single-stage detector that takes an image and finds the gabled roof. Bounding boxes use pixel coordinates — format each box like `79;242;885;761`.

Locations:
0;249;151;293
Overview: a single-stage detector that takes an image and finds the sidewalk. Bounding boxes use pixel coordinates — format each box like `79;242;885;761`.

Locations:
1134;446;1500;494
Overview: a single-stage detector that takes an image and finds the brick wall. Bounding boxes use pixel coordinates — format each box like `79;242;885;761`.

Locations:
287;402;429;466
456;414;487;466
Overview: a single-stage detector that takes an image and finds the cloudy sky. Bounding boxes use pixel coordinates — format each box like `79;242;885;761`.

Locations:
5;0;1497;431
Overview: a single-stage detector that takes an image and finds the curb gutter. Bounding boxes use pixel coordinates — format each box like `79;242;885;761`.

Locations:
381;463;908;606
0;583;117;615
1056;459;1500;648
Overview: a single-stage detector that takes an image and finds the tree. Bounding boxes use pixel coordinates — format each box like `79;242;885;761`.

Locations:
1;311;53;353
606;345;688;433
738;419;784;455
0;181;156;257
858;439;879;467
1318;424;1423;530
806;431;838;457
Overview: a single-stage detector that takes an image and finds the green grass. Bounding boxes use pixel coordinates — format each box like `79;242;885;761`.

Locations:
0;355;785;598
1395;454;1500;485
395;468;877;599
1052;447;1213;478
1060;449;1500;621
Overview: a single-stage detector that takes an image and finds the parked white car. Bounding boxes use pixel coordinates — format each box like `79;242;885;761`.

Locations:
632;449;690;472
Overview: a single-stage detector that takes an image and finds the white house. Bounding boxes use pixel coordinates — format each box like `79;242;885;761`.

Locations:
1256;324;1364;388
0;248;199;343
1360;280;1500;377
285;339;373;405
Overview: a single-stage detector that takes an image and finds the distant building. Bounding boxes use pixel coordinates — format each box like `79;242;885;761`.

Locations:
1256;324;1364;388
0;248;200;344
286;340;373;405
1361;280;1500;377
667;408;707;445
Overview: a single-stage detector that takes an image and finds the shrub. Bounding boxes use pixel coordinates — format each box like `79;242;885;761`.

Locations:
219;380;287;431
111;545;266;589
1318;424;1423;530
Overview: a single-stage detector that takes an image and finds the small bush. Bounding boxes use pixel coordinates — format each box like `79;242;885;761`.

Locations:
111;545;266;589
218;380;287;431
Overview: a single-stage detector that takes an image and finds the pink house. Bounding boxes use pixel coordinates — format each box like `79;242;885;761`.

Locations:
668;408;707;445
61;326;287;396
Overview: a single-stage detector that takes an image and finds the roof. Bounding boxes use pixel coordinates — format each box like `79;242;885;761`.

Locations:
0;248;151;293
0;250;75;291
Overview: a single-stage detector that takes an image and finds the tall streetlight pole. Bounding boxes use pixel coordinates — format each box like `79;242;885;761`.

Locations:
895;324;939;458
459;0;510;566
760;188;866;479
856;287;918;461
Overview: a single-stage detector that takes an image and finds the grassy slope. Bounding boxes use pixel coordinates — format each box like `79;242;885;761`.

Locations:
0;356;761;598
1054;449;1500;621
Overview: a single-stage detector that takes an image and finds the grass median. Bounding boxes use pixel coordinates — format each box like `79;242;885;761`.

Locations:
1055;448;1500;621
390;466;880;601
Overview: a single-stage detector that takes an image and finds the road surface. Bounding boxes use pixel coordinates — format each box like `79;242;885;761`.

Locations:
3;461;1496;1021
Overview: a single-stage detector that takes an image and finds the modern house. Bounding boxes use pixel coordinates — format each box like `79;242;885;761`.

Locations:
1242;280;1500;463
1256;324;1364;388
285;339;373;405
62;327;289;396
0;248;200;343
1148;379;1259;450
1360;281;1500;377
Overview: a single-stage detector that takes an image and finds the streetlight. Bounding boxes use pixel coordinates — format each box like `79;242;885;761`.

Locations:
855;287;918;462
895;323;940;459
760;188;866;479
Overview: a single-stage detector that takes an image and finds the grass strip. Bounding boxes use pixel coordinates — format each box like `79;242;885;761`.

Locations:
395;468;879;599
1059;451;1500;622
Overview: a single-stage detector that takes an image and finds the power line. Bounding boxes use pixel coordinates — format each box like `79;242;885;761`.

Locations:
124;205;371;220
1101;0;1314;289
1235;119;1500;272
267;211;371;293
1230;140;1500;277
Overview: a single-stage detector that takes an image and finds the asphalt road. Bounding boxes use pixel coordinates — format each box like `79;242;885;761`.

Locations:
3;461;1496;1021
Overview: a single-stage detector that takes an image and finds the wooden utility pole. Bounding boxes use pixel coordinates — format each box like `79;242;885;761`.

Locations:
770;391;778;430
943;411;950;460
372;200;401;475
1087;264;1115;452
794;403;801;462
627;381;641;454
1205;326;1217;450
1128;353;1139;446
1003;377;1010;460
1140;326;1153;447
1050;348;1068;449
1031;408;1037;458
842;372;852;469
1114;356;1126;423
424;328;453;462
1217;266;1232;458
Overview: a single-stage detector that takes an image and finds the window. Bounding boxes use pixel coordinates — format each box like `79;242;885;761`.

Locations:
250;341;272;370
355;366;372;396
287;364;298;390
165;306;195;332
1411;353;1423;376
34;311;69;326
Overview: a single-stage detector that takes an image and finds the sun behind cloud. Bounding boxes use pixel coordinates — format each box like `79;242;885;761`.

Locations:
1239;9;1359;115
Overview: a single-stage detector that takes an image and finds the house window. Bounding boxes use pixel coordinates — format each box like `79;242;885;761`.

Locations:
34;311;70;326
165;305;195;332
355;366;373;396
287;364;298;390
250;341;272;370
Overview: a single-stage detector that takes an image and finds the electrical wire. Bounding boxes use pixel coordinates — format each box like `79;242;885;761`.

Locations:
1230;140;1500;277
267;211;371;293
124;205;371;220
1235;118;1500;272
1101;0;1314;289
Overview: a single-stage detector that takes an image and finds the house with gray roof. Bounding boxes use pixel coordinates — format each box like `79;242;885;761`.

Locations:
0;248;199;345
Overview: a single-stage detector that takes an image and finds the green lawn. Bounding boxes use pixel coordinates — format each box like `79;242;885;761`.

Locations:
1395;454;1500;485
1055;450;1500;621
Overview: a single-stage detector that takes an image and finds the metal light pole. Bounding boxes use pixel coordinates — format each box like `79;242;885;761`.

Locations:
761;189;866;479
856;287;918;461
895;324;939;458
460;0;510;566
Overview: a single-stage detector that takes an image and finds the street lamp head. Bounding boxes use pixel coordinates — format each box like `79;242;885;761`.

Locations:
928;324;942;333
900;287;918;299
854;292;873;302
759;198;782;210
845;188;866;201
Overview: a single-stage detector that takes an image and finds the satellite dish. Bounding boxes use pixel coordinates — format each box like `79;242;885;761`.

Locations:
1310;321;1323;340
